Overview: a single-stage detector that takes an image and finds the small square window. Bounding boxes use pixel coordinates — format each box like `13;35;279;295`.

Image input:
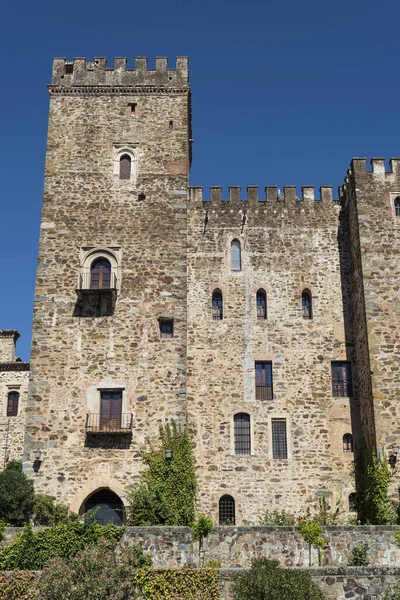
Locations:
128;102;137;113
160;320;173;339
65;63;74;74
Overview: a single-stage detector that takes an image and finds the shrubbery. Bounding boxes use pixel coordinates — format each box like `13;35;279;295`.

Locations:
231;557;324;600
0;461;34;526
134;566;220;600
348;542;369;566
259;509;297;526
32;493;73;526
0;570;37;600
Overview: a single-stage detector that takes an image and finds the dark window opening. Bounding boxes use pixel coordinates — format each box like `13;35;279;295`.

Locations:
302;289;312;319
65;63;74;74
7;392;19;417
169;120;174;130
234;413;251;455
343;433;354;452
160;320;173;339
272;418;288;459
212;289;223;320
90;258;112;290
219;495;235;525
128;103;137;113
256;289;267;320
119;154;131;180
331;362;353;397
348;492;357;513
255;362;273;400
395;197;400;217
84;489;124;525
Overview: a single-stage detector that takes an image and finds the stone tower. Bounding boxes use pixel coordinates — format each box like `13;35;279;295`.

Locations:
23;56;190;517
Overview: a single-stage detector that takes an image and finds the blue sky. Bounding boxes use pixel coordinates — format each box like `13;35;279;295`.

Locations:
1;0;399;360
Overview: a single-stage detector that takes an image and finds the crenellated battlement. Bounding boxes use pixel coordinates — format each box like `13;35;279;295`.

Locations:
189;185;338;204
50;56;189;91
346;157;400;178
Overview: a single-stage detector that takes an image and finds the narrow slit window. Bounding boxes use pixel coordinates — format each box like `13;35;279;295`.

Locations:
219;495;235;525
256;289;267;319
255;362;273;400
169;120;174;130
160;320;173;339
343;433;354;452
231;240;241;271
7;392;19;417
119;154;131;180
271;418;288;459
212;289;223;320
395;197;400;217
302;289;312;319
128;103;137;113
234;413;251;455
348;493;357;512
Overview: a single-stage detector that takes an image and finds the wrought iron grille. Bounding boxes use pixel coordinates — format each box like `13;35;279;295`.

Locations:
271;418;287;459
85;413;133;433
234;413;251;455
395;197;400;217
219;495;235;525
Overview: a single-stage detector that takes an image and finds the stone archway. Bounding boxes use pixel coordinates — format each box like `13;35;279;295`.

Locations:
81;488;125;525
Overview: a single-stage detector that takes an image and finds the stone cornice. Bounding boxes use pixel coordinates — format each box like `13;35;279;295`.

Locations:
0;330;20;340
0;362;29;372
48;85;189;97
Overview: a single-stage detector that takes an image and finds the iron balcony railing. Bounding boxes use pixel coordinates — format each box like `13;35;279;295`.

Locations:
256;385;273;400
85;413;133;434
77;270;117;292
332;380;353;397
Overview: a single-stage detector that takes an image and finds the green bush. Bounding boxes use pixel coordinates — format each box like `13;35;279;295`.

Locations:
231;557;325;600
0;521;124;570
127;423;196;526
384;580;400;600
37;540;150;600
32;494;74;526
259;509;297;526
297;518;325;548
134;566;220;600
0;571;37;600
348;542;370;566
0;461;34;526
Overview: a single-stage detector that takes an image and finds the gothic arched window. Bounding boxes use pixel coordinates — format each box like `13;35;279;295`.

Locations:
302;289;312;319
256;289;267;320
212;289;223;320
234;413;251;455
343;433;354;453
90;258;112;289
119;154;131;180
231;240;241;271
219;495;235;525
395;197;400;217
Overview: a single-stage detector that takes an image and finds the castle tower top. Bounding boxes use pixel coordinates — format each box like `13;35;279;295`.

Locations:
50;56;189;92
0;330;20;362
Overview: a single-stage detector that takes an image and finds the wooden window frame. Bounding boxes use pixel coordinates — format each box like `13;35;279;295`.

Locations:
331;362;353;397
7;391;19;417
255;362;273;400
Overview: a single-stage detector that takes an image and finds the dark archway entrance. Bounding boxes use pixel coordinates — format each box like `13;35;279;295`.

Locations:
84;489;124;525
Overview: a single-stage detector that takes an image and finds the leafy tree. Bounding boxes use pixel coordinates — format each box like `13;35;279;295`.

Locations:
192;514;213;566
127;423;196;526
0;461;34;526
231;557;324;600
32;494;74;526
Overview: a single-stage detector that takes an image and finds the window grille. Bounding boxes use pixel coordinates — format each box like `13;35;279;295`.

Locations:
231;240;241;271
331;362;353;397
90;258;111;289
343;433;354;452
271;418;288;459
256;289;267;319
255;362;273;400
212;290;223;320
234;413;251;455
395;197;400;217
219;495;235;525
84;489;124;526
7;392;19;417
160;320;173;339
302;290;312;319
119;154;131;180
348;493;357;513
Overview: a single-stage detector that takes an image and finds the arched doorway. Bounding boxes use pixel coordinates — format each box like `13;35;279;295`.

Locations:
83;488;124;525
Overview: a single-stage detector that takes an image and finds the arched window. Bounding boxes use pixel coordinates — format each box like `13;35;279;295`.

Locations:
83;489;124;525
234;413;251;455
212;289;223;320
7;392;19;417
231;240;241;271
343;433;354;453
219;495;235;525
119;154;131;180
256;289;267;320
395;197;400;217
302;289;312;319
348;492;357;513
90;258;112;289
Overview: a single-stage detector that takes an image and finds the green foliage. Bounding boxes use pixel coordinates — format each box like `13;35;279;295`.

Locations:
347;542;370;566
314;497;341;526
32;494;75;526
134;566;221;600
384;580;400;600
0;521;124;570
231;557;325;600
354;442;396;524
394;531;400;547
127;423;196;526
205;559;221;569
0;571;37;600
0;521;5;543
0;461;34;526
297;518;325;549
192;514;214;541
37;540;151;600
259;509;297;526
